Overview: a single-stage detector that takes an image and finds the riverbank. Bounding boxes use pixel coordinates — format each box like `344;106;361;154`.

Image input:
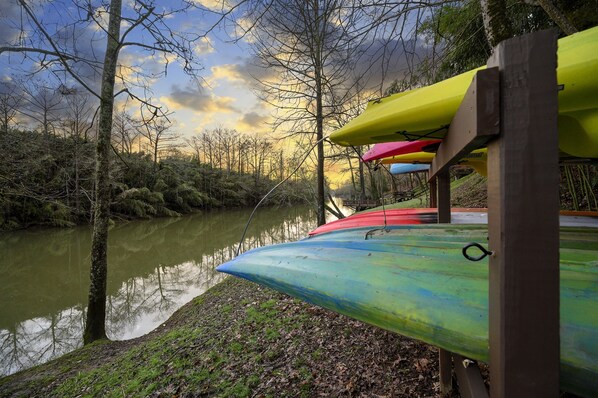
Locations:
0;277;451;397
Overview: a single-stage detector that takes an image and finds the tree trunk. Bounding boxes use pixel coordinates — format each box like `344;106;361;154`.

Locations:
347;153;357;197
1;109;8;134
43;109;49;137
153;138;159;169
315;111;325;224
83;0;122;345
480;0;512;48
279;150;284;181
536;0;578;35
314;1;326;226
357;147;366;200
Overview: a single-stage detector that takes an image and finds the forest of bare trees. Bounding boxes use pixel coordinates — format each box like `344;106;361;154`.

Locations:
0;83;311;232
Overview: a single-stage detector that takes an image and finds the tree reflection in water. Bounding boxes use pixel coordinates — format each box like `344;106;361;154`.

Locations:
0;205;319;375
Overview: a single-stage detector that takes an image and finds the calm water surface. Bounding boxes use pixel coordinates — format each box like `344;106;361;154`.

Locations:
0;205;336;376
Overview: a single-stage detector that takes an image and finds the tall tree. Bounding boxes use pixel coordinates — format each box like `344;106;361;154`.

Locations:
84;0;123;344
138;115;180;169
0;81;21;134
19;79;65;137
248;0;362;225
0;0;237;344
246;0;441;218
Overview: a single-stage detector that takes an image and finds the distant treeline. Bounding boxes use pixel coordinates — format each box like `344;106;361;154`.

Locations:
0;128;311;230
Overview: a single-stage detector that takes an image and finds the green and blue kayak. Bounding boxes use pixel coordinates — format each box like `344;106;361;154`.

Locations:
217;225;598;397
330;27;598;159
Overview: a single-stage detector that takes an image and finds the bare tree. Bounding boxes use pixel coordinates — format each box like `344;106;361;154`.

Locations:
248;0;362;225
138;115;180;168
187;128;276;179
63;91;94;140
246;132;272;183
245;0;439;224
0;81;21;134
186;134;204;163
112;108;139;154
19;79;64;137
62;91;95;216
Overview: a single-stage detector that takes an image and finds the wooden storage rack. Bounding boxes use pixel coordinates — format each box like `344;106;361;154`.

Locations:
427;30;560;398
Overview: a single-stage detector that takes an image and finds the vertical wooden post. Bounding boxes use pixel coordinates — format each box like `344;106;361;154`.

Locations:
437;168;452;395
430;179;438;208
439;348;453;397
486;30;560;397
437;170;451;223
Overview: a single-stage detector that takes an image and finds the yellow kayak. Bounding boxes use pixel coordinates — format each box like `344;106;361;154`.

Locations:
381;149;488;176
330;27;598;159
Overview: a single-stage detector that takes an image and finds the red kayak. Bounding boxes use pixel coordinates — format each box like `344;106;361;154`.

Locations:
310;208;488;236
312;208;598;236
362;140;441;162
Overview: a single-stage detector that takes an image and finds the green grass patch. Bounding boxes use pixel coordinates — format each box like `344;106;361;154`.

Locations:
229;341;243;353
221;303;233;313
312;348;323;360
265;327;281;340
51;326;210;397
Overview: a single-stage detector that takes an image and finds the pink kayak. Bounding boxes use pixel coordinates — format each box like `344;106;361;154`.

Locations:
362;140;441;162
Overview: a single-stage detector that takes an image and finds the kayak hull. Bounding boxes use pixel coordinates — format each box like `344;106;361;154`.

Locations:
362;140;441;162
381;149;488;176
218;225;598;397
309;208;488;236
330;27;598;159
389;163;430;175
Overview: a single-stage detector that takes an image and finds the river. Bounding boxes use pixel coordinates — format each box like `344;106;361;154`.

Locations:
0;204;344;376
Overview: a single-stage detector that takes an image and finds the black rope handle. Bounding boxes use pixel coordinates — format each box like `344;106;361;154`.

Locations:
462;242;494;262
365;227;390;240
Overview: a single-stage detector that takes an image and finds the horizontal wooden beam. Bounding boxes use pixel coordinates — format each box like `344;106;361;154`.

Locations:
429;68;500;181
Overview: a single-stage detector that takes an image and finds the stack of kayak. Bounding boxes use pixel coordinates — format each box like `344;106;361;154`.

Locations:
379;149;488;176
360;128;488;175
309;208;488;236
362;140;441;162
309;208;598;236
343;26;598;177
330;27;598;159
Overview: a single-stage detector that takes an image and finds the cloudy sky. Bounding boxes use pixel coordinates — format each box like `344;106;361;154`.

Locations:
0;0;428;189
0;0;280;138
